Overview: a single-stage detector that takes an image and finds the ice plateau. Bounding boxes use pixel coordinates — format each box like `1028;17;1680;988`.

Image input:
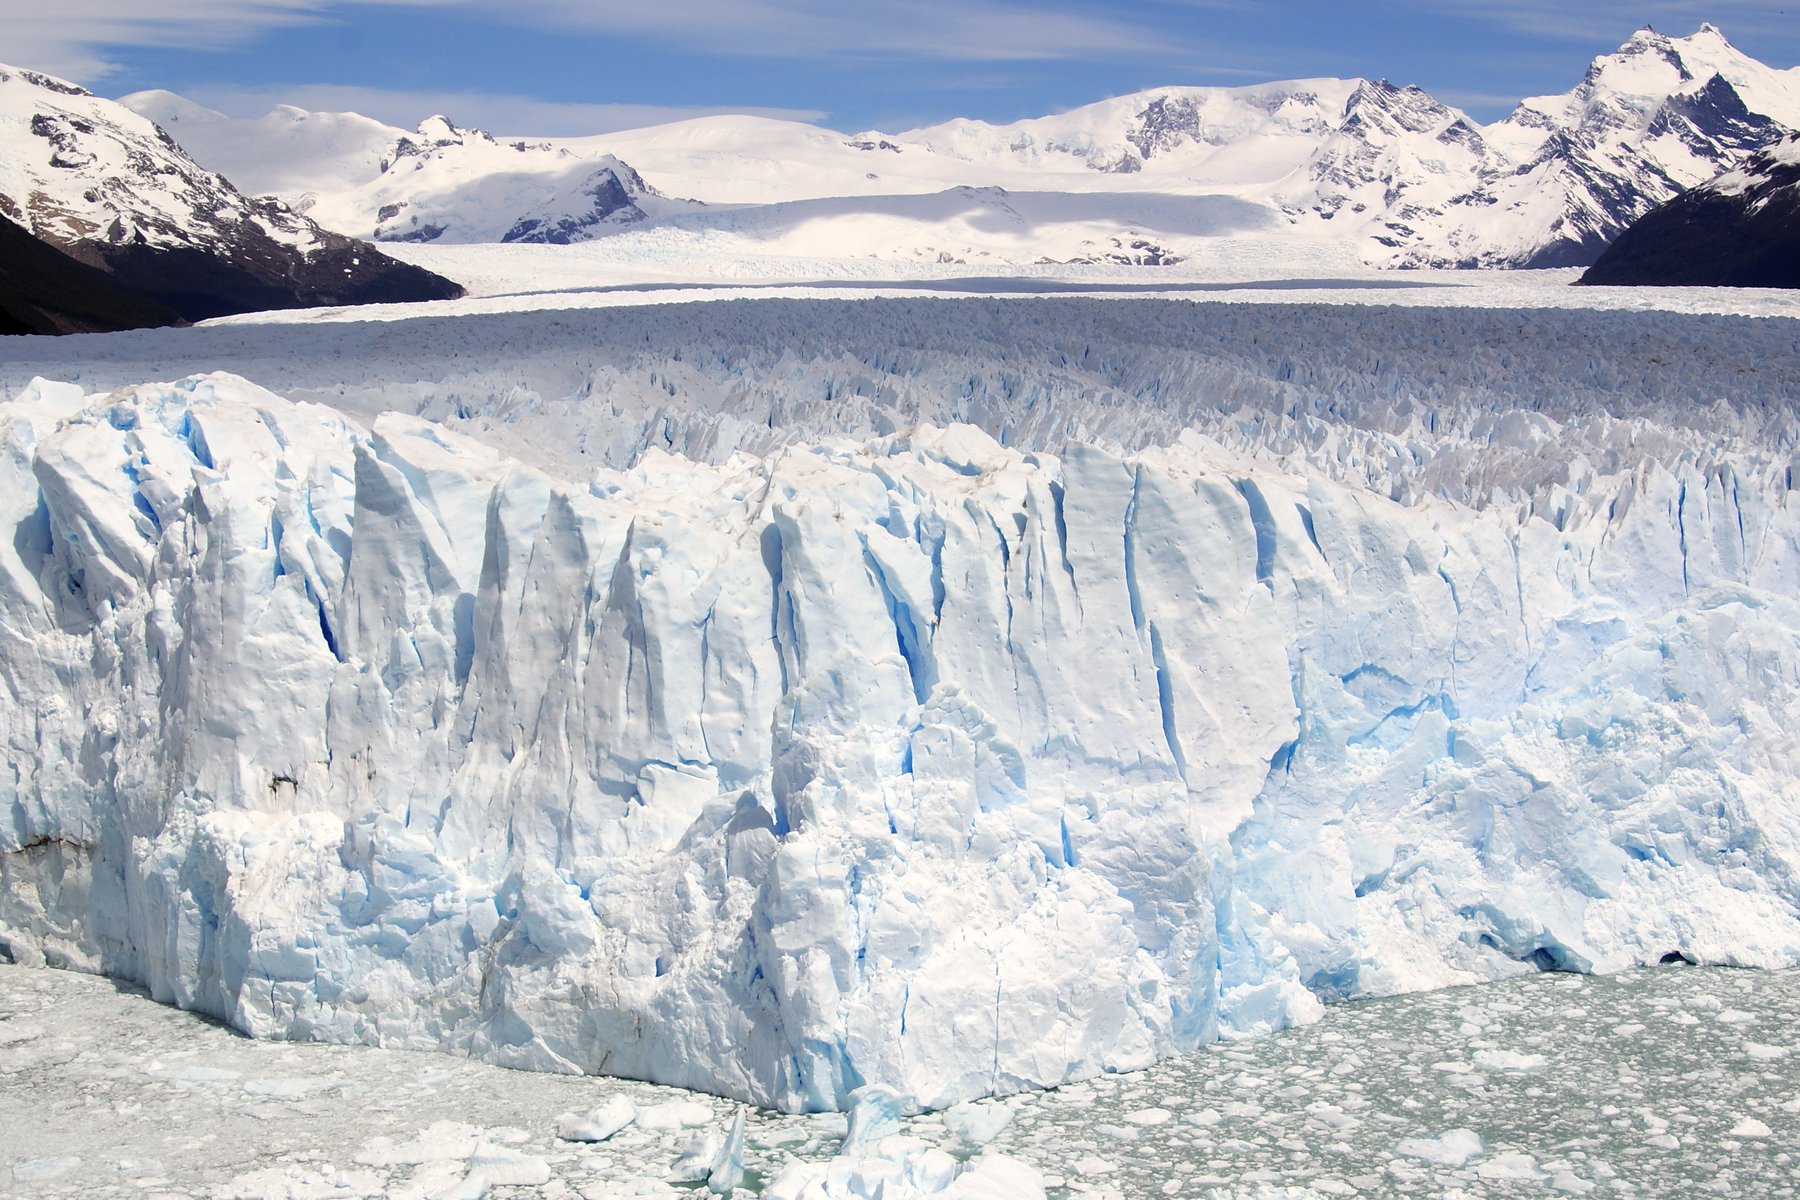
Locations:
3;302;1800;1117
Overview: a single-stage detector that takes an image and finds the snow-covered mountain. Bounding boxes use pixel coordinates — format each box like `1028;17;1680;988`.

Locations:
121;26;1800;271
891;23;1800;267
893;78;1360;180
0;65;461;320
1414;23;1800;266
123;93;698;246
126;88;406;201
1582;131;1800;286
339;116;698;245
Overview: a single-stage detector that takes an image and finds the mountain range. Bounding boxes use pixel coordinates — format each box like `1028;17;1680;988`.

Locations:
4;22;1795;329
123;24;1800;271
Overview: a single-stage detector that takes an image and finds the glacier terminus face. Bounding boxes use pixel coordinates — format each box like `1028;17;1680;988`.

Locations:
3;295;1800;1117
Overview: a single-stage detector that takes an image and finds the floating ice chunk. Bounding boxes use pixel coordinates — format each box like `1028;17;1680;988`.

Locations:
1475;1151;1544;1181
1472;1049;1548;1072
558;1096;638;1142
146;1063;241;1084
1730;1117;1773;1137
467;1144;551;1187
388;1161;471;1200
766;1141;1045;1200
906;1146;960;1193
636;1100;714;1131
941;1154;1046;1199
708;1111;745;1195
425;1170;488;1200
218;1164;389;1198
1395;1128;1485;1166
1123;1106;1174;1126
11;1159;80;1183
943;1101;1013;1145
1550;1171;1598;1195
589;1180;678;1198
667;1130;725;1183
242;1075;341;1098
356;1121;481;1167
841;1085;908;1156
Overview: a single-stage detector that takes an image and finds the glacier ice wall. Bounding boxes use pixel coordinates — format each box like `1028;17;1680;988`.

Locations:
3;369;1800;1113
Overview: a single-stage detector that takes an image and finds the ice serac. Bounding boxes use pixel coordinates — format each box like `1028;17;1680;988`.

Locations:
3;373;1800;1113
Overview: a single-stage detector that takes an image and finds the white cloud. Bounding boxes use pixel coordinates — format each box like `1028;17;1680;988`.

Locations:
495;0;1167;62
163;81;828;136
7;0;1178;84
10;2;404;79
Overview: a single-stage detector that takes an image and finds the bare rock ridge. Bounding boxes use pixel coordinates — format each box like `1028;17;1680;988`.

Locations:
0;65;463;325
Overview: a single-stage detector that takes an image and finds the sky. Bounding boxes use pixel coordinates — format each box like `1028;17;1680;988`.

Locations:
11;1;1800;135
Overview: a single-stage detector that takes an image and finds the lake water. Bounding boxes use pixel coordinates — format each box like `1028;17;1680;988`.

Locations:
1;963;1793;1198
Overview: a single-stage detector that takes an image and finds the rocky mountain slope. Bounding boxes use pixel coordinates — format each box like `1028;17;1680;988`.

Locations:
0;212;185;334
0;65;462;320
1581;131;1800;287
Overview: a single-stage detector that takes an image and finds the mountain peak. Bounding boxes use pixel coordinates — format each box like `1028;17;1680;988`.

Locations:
417;114;462;141
1612;22;1749;56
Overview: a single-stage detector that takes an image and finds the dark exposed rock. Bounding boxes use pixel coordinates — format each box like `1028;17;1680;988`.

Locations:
1580;134;1800;288
0;211;186;334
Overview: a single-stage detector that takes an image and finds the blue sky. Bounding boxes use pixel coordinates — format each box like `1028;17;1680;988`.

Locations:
15;2;1800;134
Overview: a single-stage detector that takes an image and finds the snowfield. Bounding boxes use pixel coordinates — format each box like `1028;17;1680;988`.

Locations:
1;292;1799;1117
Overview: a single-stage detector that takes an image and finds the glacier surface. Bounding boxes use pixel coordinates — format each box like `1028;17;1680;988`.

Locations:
3;297;1800;1115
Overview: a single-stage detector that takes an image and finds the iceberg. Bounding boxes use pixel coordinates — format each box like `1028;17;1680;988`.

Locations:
2;368;1798;1114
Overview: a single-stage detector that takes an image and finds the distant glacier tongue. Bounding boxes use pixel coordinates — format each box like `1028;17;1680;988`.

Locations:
2;371;1799;1113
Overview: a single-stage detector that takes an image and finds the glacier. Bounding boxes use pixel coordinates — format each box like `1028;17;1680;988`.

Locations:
3;298;1800;1116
